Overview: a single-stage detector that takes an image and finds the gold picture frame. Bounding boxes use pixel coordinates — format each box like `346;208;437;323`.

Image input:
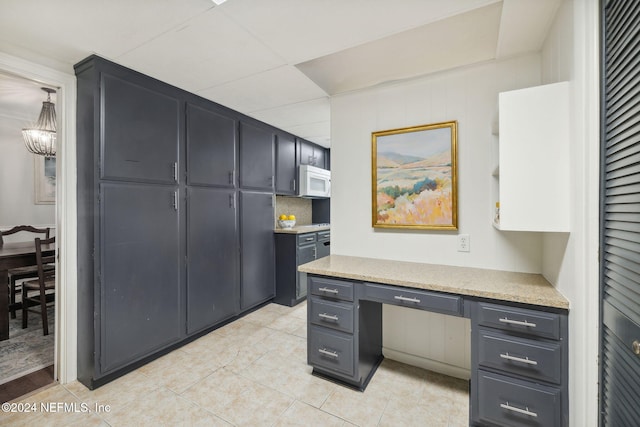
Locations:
372;121;458;230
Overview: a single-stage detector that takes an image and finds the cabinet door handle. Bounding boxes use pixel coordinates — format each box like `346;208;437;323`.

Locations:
318;287;339;294
228;170;234;185
318;313;338;321
172;191;178;211
499;317;537;328
318;348;339;358
632;340;640;356
313;247;317;258
228;194;235;209
500;402;538;418
499;352;538;365
394;295;421;304
173;162;178;182
291;179;296;191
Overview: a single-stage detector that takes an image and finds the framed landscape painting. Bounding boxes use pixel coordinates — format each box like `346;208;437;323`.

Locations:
372;121;458;230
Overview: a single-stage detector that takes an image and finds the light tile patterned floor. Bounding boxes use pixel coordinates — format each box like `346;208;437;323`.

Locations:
1;302;469;426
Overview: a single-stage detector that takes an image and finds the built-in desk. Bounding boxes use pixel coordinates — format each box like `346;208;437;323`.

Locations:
299;255;569;427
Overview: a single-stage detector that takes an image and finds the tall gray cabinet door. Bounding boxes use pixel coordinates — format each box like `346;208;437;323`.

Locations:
275;133;297;195
601;0;640;424
187;187;238;334
100;183;181;373
240;191;275;310
239;122;274;190
186;103;236;187
102;74;179;183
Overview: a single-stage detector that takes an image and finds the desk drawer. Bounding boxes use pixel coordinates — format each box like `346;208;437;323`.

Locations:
478;370;561;427
364;283;462;316
310;276;354;302
297;233;317;245
478;328;562;385
477;302;561;340
308;325;354;377
310;297;354;333
317;231;331;242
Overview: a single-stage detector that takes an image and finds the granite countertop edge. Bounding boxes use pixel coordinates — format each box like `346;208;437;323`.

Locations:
298;255;569;310
274;225;330;234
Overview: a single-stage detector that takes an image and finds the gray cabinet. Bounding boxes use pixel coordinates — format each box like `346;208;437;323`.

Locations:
275;230;330;307
102;74;179;184
240;191;275;310
471;302;568;427
186;187;238;334
240;122;274;190
275;133;297;195
306;276;382;390
299;139;326;169
186;103;236;187
100;182;182;373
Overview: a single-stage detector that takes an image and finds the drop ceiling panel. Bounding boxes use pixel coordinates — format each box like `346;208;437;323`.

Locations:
0;0;213;65
197;65;327;114
117;8;285;93
297;2;503;95
250;98;329;128
283;121;332;147
222;0;501;64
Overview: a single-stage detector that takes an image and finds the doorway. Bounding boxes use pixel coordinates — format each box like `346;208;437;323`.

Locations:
0;71;57;397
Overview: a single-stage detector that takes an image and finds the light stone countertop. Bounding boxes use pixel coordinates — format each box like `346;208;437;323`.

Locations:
298;254;569;310
274;225;330;234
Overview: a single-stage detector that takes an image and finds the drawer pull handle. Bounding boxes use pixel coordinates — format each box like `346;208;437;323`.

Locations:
500;402;538;418
319;287;339;294
499;352;538;366
499;317;537;328
394;295;421;304
305;237;314;241
632;340;640;356
318;348;339;358
319;313;339;321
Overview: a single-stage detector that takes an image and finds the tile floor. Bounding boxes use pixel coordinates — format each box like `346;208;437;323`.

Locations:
0;302;469;426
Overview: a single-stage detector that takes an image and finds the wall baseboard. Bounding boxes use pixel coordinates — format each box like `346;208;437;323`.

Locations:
382;347;471;380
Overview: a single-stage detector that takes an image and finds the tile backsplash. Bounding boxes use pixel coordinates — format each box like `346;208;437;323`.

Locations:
275;196;312;226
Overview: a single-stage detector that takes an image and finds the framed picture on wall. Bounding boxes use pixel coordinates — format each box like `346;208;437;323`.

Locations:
372;121;458;230
34;155;56;204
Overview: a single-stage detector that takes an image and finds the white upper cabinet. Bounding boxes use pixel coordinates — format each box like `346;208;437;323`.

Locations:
494;82;570;232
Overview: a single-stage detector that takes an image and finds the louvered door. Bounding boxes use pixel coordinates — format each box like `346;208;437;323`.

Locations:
600;0;640;425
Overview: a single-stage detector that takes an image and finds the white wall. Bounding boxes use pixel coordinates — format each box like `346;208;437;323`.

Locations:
541;0;600;426
330;54;547;376
0;111;55;234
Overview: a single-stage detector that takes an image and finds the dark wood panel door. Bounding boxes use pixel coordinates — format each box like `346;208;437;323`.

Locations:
100;182;181;373
240;191;275;310
186;103;236;187
186;187;238;333
102;74;180;184
239;122;274;190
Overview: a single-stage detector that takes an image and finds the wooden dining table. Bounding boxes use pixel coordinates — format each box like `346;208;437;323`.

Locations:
0;241;55;341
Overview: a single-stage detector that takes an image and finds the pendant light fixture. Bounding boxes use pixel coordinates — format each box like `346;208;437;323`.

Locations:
22;87;57;156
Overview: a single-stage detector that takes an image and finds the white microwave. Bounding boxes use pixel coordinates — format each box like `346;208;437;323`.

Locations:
299;165;331;198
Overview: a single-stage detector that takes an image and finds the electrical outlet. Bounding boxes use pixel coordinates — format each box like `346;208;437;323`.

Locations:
458;234;470;252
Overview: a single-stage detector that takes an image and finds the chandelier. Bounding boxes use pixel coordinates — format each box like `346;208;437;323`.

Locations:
22;87;57;156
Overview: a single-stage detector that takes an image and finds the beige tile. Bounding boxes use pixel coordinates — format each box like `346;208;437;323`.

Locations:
267;314;307;334
321;385;389;426
181;368;255;414
64;371;160;409
103;387;230;427
273;400;345;427
214;382;294;426
290;324;307;339
136;349;217;394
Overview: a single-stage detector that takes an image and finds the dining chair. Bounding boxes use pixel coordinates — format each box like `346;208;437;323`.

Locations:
1;226;53;319
21;236;56;335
